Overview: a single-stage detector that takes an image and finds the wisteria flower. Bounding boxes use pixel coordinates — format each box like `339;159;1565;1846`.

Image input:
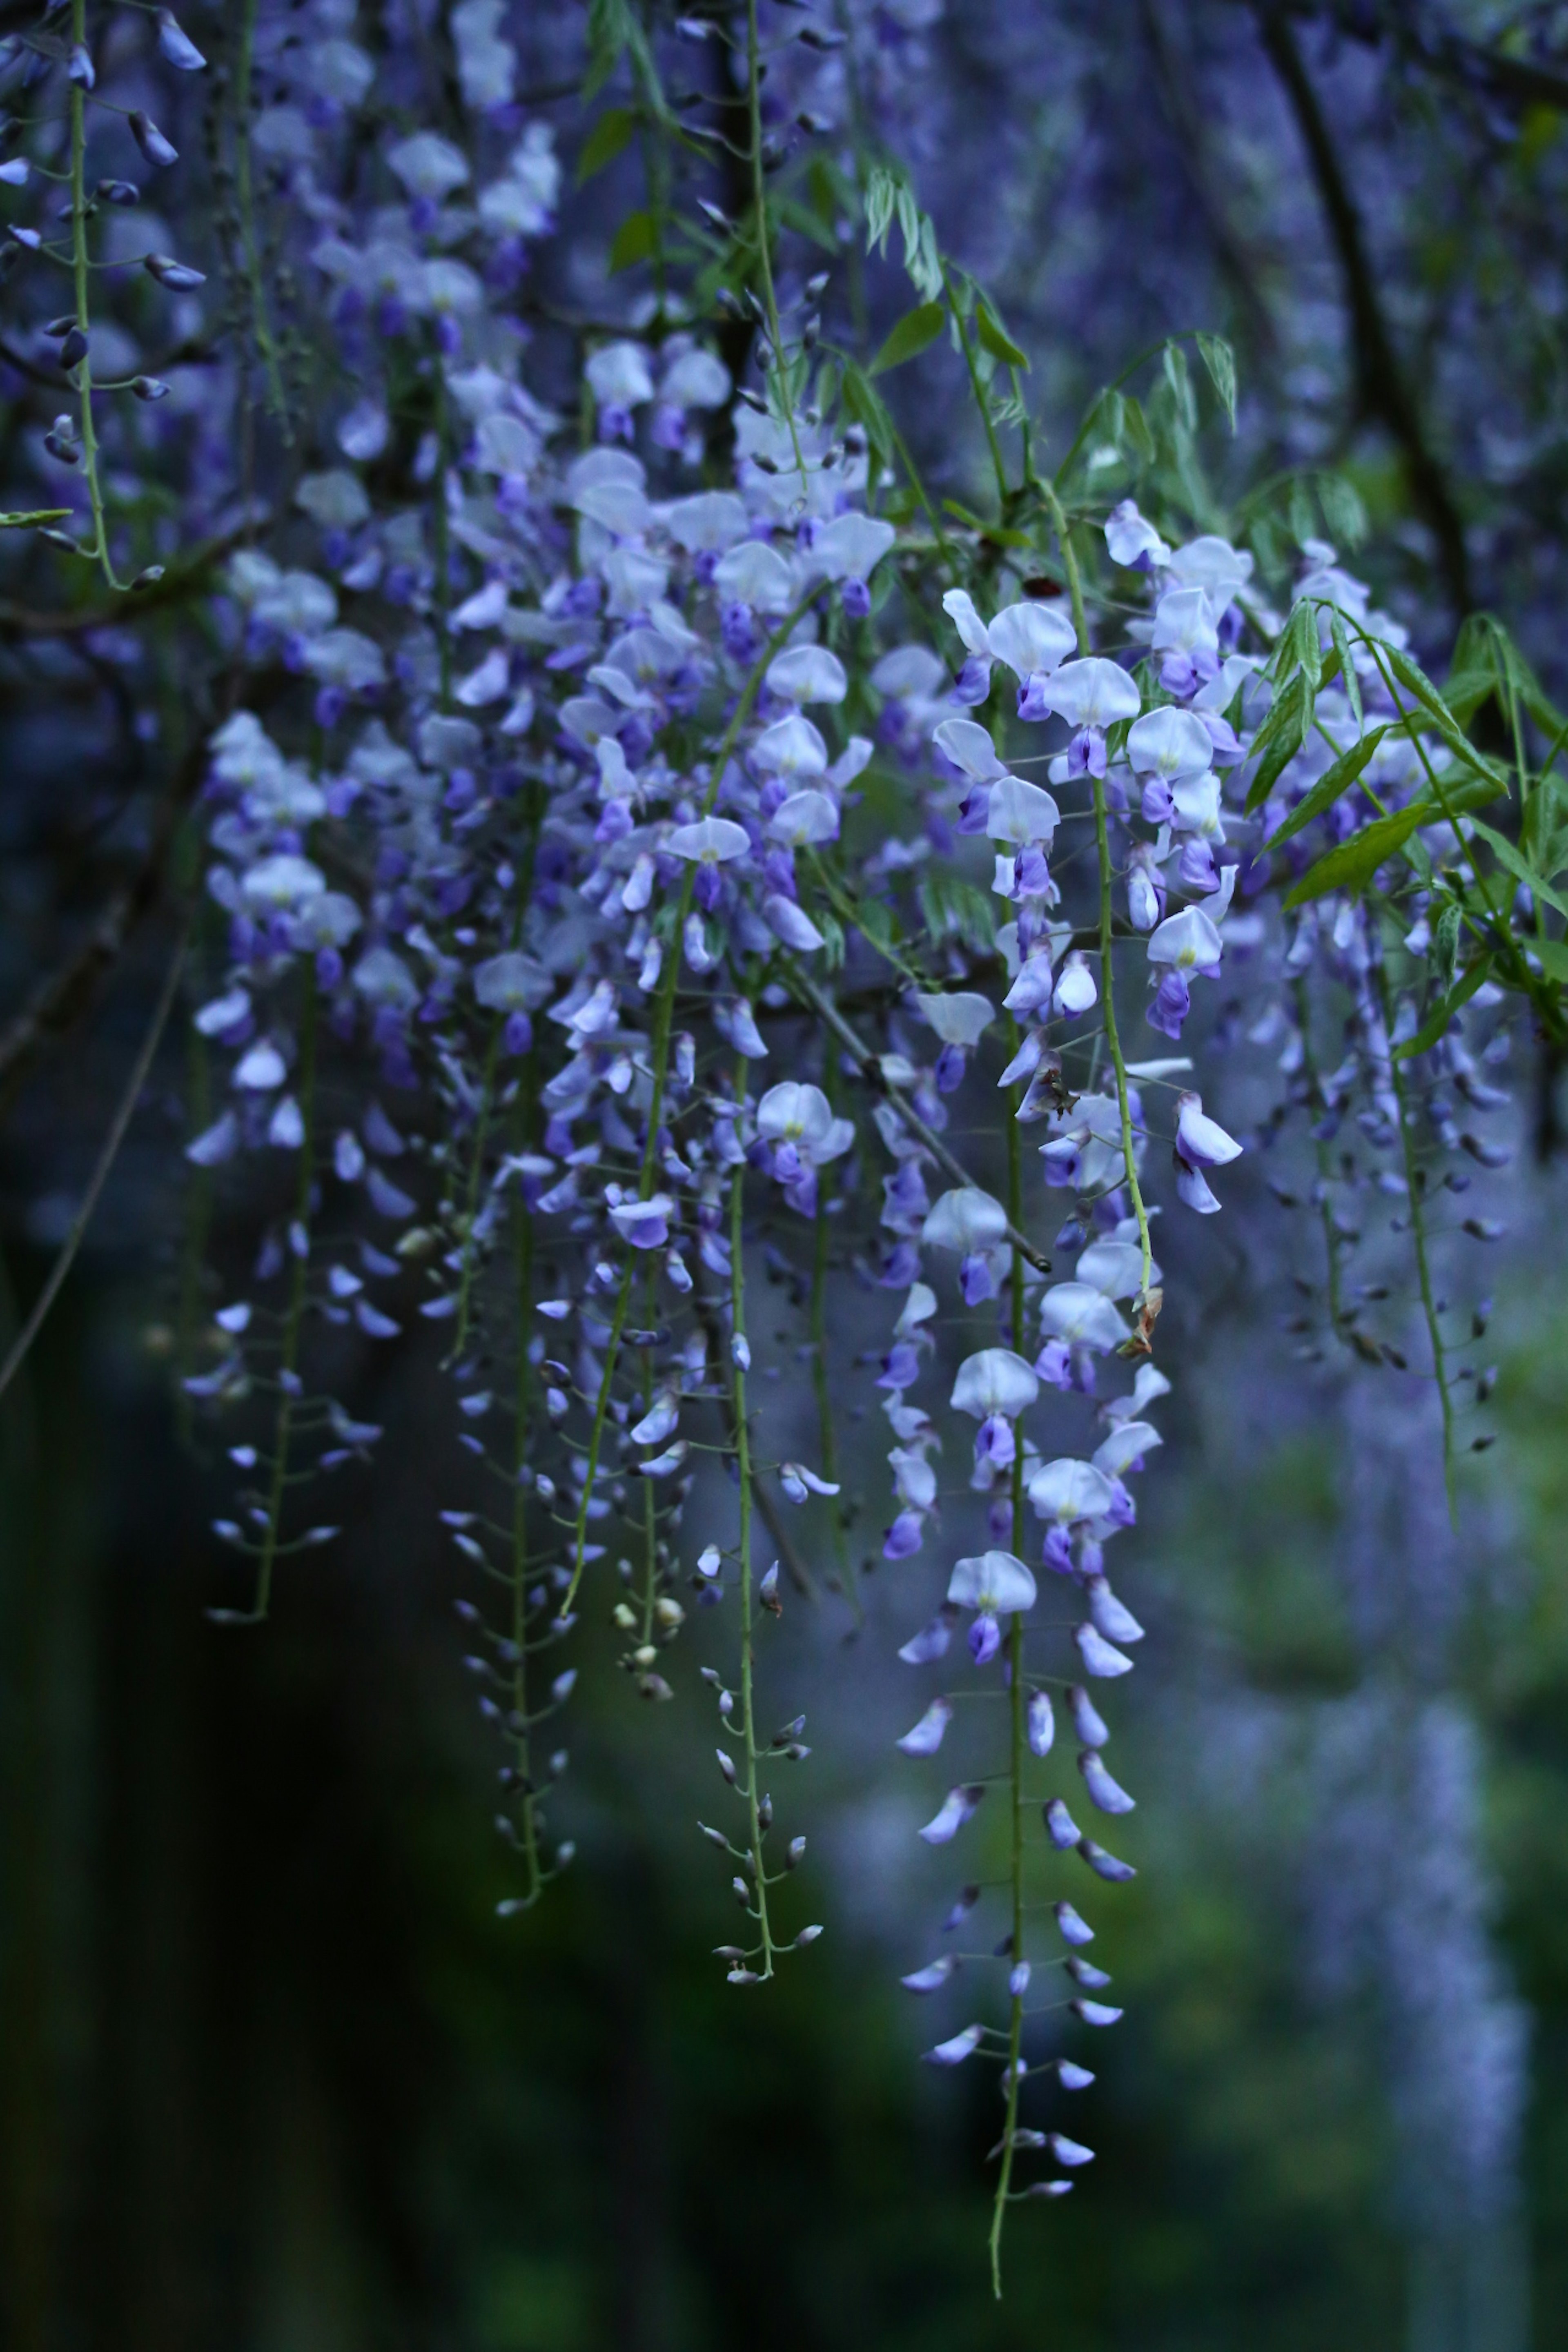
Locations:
1145;904;1224;1040
947;1549;1038;1663
922;1186;1009;1304
950;1348;1039;1479
1172;1090;1243;1213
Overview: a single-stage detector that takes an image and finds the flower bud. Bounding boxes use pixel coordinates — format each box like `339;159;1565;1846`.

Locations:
128;111;179;167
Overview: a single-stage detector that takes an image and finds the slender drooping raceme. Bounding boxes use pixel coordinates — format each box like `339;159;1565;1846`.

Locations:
0;0;1555;2299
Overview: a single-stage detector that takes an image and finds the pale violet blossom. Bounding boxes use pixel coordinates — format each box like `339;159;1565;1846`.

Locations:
766;644;847;706
666;816;751;865
921;1187;1007;1252
1038;1283;1129;1354
914;991;994;1047
756;1082;853;1165
950;1349;1039;1421
766;789;840;847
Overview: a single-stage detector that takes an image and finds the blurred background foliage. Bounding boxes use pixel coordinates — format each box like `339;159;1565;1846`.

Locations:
5;0;1568;2346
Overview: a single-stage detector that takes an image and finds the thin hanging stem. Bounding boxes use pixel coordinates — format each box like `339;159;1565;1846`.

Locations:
560;602;814;1619
744;0;806;481
245;973;317;1624
0;924;187;1406
989;1021;1029;2295
1041;479;1155;1307
69;0;120;589
730;1045;777;1978
942;261;1009;512
508;1126;544;1908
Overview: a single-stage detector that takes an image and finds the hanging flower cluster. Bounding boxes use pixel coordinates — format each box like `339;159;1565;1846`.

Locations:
0;0;1559;2299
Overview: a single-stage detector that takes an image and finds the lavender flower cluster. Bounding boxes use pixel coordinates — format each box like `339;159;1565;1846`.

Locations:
0;0;1559;2293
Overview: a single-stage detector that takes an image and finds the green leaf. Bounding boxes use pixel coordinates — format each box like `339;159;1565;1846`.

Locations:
855;897;902;958
864;165;898;256
1380;643;1506;788
840;361;895;471
0;508;71;528
814;906;846;972
919;873;997;956
575;106;636;183
1161;341;1196;432
1282;598;1321;695
1263;726;1390;851
1284;805;1426;906
1468;818;1568;920
1392;957;1494;1059
1244;669;1312;813
869;300;945;376
585;0;630;98
1329;608;1362;729
1532;938;1568;984
608;210;656;273
1195;332;1236;430
976;298;1028;369
1120;393;1155;463
1317;472;1368;549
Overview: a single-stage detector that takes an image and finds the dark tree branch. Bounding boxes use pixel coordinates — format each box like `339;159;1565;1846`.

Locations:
1252;1;1474;616
1138;0;1279;363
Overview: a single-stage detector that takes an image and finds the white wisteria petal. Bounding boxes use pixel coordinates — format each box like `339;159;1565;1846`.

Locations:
918;1785;985;1844
1074;1623;1135;1678
986;775;1060;846
763;895;825;951
1029;1457;1117;1525
666;816;750;864
1074;1239;1159;1299
766;643;847;706
922;1186;1009;1252
893;1282;938;1335
914;991;994;1047
1147;905;1224;973
1175;1092;1243;1166
896;1696;953;1756
951;1348;1039;1420
662;490;748;552
1033;657;1141;729
765;788;840;847
474;951;552;1011
1038;1283;1129;1354
751;713;829;777
932;716;1004;780
947;1550;1038;1614
713;537;795;613
984;599;1076;681
757;1080;833;1149
807;511;896;582
940;587;991;654
1092;1422;1164;1479
1126;705;1214;781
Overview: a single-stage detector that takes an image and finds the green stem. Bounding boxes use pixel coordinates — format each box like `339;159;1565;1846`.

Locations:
69;0;120;589
510;1155;543;1907
560;604;813;1618
1376;962;1457;1517
745;0;807;482
989;1023;1029;2295
942;261;1009;512
730;1047;775;1978
249;975;316;1622
809;1164;855;1613
449;1017;502;1361
1041;481;1154;1306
